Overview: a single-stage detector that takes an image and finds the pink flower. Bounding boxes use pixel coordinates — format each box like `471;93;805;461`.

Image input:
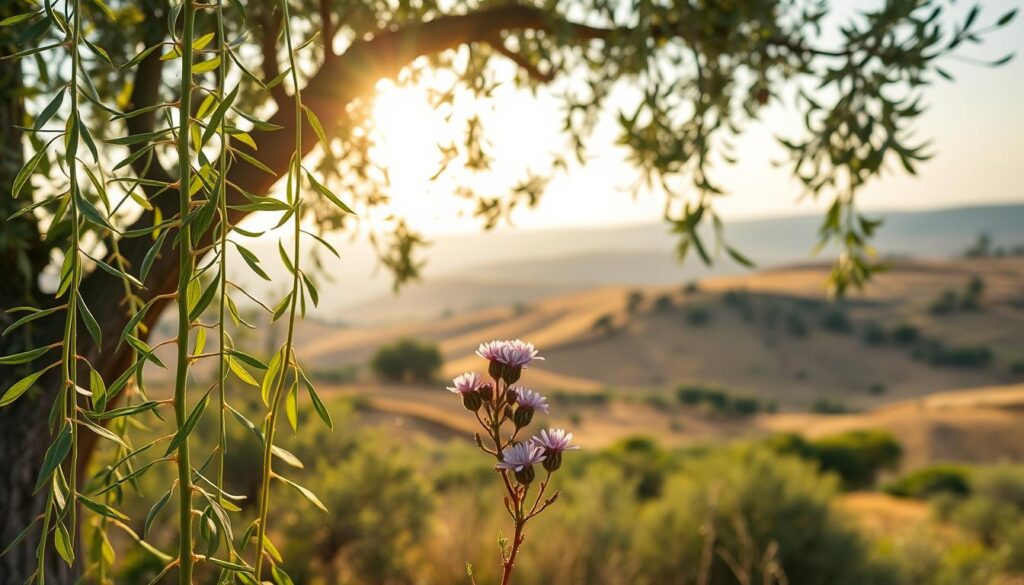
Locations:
475;339;545;368
511;387;549;413
476;340;507;363
499;339;544;368
532;428;580;453
447;372;484;395
496;442;546;472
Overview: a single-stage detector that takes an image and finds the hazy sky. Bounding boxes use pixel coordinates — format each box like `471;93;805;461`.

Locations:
365;0;1023;236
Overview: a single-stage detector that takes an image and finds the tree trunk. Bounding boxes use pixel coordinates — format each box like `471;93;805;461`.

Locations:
0;7;74;582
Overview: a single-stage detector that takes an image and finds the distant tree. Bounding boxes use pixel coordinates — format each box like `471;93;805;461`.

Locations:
626;290;645;314
370;338;443;382
965;232;994;258
593;313;616;335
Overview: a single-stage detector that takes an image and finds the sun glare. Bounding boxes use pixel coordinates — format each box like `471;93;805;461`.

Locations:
368;82;465;231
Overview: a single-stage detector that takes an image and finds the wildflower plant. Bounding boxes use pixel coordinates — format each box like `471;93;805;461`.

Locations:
452;339;578;585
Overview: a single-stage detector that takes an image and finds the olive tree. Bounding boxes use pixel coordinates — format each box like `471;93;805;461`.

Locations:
0;0;1015;583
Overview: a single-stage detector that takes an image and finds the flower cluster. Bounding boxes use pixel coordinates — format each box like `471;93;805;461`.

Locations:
448;339;577;584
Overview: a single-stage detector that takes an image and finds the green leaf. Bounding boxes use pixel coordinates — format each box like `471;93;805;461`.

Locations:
87;255;144;288
0;12;39;26
164;392;211;456
726;246;756;268
188;274;220;321
55;522;74;565
227;357;258;386
227;348;268;370
35;425;72;492
200;85;239;148
0;345;55;365
90;368;107;411
274;475;327;513
3;305;65;335
192;56;221;74
33;87;66;132
261;350;283;405
300;370;332;430
285;382;298;432
302;105;328;148
305;170;355;214
234;244;271;280
92;400;159;420
144;488;173;537
271;444;304;468
78;494;130;521
12;148;47;199
77;295;102;349
0;370;45;408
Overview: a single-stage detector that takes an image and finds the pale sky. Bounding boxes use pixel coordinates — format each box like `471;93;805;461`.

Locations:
366;0;1024;236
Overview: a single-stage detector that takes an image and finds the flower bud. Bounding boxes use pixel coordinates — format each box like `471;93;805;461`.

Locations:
514;465;536;485
462;391;483;411
513;407;534;429
502;366;522;385
488;361;504;381
542;450;562;472
478;382;494;401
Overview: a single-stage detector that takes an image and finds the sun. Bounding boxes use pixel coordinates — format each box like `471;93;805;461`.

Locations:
368;81;466;230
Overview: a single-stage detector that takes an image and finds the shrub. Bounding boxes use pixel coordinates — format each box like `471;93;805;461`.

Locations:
862;321;886;346
671;385;761;415
632;448;901;585
961;276;985;310
653;294;675;312
891;322;920;345
626;290;645;313
811;397;849;414
884;465;972;499
1009;360;1024;376
682;280;701;294
309;365;360;384
868;382;887;395
685;305;711;326
369;338;443;382
592;313;616;334
785;312;809;337
923;342;993;368
769;430;902;490
675;385;761;417
930;289;960;315
820;307;853;333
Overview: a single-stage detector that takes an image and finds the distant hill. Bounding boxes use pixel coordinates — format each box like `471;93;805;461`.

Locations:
293;257;1024;410
339;204;1024;323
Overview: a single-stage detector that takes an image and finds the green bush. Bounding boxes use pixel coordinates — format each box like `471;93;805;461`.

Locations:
768;430;902;490
653;294;675;312
626;290;645;313
676;384;761;417
820;307;853;333
685;305;712;326
891;322;920;345
884;465;971;499
862;321;886;346
922;341;993;368
632;448;901;585
785;312;809;337
811;397;849;414
309;364;360;383
369;337;443;382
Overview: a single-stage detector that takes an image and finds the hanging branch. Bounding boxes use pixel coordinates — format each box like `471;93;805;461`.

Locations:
172;0;198;581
